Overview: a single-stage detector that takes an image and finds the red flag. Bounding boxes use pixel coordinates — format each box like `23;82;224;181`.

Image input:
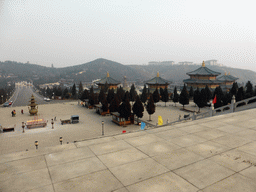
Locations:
212;95;217;104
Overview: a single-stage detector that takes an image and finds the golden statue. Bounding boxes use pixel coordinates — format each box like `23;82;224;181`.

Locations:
28;94;38;115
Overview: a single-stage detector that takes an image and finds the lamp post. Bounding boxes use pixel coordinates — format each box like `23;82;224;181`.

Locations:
59;137;63;145
51;119;54;129
35;141;38;149
22;122;25;133
102;121;104;136
53;92;54;100
6;93;8;101
1;95;3;104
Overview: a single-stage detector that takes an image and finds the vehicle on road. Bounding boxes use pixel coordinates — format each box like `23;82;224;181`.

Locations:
9;101;13;105
44;98;50;102
3;102;9;107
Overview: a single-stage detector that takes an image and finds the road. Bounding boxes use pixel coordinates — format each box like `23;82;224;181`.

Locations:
9;85;72;107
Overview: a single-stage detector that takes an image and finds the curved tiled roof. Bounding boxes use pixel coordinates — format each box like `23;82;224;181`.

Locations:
145;76;171;85
183;78;223;84
217;74;238;82
96;77;120;85
186;66;221;76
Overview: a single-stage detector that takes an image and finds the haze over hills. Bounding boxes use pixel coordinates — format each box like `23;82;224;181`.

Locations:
0;58;256;87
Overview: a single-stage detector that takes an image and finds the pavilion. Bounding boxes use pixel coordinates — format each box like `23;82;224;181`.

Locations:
96;72;120;90
145;72;170;92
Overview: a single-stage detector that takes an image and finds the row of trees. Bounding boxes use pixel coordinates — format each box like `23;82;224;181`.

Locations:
40;80;256;114
173;81;256;112
39;82;84;100
80;84;158;121
0;84;15;104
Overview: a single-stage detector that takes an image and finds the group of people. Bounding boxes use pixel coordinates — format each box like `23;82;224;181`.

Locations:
11;109;23;117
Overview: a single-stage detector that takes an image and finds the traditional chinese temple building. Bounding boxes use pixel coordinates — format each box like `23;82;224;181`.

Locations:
145;72;170;92
96;72;120;90
217;72;239;86
218;72;239;91
183;61;238;89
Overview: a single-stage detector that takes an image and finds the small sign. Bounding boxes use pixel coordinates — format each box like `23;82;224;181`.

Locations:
141;122;146;130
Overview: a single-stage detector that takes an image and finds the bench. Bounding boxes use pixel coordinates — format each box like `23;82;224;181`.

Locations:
60;119;71;125
2;127;15;132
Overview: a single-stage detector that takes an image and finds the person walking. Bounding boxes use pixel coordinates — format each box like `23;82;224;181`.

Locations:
11;110;14;117
21;109;23;114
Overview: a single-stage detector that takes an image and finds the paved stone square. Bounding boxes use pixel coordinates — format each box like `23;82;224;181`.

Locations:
1;104;256;191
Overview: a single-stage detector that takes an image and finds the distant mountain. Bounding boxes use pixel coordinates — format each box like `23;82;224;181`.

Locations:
0;59;256;87
128;64;256;85
58;58;149;82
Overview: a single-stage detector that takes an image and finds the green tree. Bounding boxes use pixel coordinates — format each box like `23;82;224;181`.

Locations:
213;86;224;108
132;96;144;122
179;84;189;109
89;86;95;106
122;91;130;102
245;81;253;98
118;97;131;121
71;83;77;99
101;95;109;112
222;92;232;106
140;85;148;104
205;85;212;102
54;86;63;97
62;88;69;99
80;89;89;101
98;88;105;104
162;87;169;106
152;88;160;103
193;87;200;107
129;84;137;102
159;88;164;101
230;82;238;96
117;87;125;102
172;86;179;107
236;87;244;102
78;81;83;99
189;86;194;99
146;94;155;121
197;88;207;112
109;94;120;112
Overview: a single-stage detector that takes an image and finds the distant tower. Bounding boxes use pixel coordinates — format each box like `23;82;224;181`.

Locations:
51;64;54;68
123;76;128;88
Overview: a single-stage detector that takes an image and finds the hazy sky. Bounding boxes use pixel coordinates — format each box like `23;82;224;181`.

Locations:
0;0;255;71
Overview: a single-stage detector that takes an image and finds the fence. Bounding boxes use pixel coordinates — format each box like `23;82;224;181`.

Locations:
153;95;256;128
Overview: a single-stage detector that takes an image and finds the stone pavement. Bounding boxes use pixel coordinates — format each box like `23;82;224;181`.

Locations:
1;108;256;191
0;101;205;155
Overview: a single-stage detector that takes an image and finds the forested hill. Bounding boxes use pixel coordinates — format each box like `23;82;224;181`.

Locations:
129;64;256;84
0;59;256;85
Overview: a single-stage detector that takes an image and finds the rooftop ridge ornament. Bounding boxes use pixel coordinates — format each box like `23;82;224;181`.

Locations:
202;61;205;67
107;72;109;77
225;72;227;75
157;71;159;77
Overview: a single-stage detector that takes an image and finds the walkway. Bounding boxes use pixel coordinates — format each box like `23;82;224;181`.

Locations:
1;108;256;191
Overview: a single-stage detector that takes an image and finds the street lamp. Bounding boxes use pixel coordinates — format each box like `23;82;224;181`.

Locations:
60;137;63;145
35;141;38;149
53;92;54;100
51;119;54;129
22;122;25;133
102;121;104;136
6;93;8;101
1;95;3;104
